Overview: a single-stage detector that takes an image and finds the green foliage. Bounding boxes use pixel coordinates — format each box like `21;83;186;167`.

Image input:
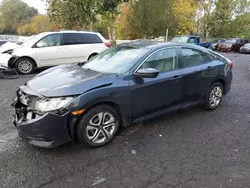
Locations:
47;0;103;29
17;15;54;35
0;0;38;34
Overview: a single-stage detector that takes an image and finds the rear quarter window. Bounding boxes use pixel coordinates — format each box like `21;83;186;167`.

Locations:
84;33;103;44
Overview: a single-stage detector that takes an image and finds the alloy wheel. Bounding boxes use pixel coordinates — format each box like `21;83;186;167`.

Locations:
86;112;116;144
209;86;223;108
17;60;33;74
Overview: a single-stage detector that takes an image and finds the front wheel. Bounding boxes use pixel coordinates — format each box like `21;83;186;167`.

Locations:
15;58;35;75
204;82;224;110
76;105;120;148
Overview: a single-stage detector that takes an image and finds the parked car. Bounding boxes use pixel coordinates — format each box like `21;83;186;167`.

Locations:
211;39;226;50
0;30;110;74
217;38;248;52
239;43;250;54
171;35;211;48
12;40;233;148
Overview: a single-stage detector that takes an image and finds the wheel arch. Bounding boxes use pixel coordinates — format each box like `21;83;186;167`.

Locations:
69;101;129;141
10;56;37;68
213;78;226;94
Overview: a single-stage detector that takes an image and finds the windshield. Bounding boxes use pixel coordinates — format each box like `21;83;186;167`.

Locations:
82;46;150;74
172;36;189;43
21;33;48;46
17;35;36;45
224;39;237;43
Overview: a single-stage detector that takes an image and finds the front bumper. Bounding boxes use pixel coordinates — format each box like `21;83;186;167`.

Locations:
240;49;250;54
0;53;19;68
12;90;72;148
217;47;232;52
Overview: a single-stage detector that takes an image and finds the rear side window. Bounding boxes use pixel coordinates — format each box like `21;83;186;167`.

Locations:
179;48;211;68
62;33;86;45
84;33;103;44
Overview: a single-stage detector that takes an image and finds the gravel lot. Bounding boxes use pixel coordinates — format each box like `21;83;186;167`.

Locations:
1;53;250;188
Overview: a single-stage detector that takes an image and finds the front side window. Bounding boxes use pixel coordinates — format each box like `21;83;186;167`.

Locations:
139;48;178;73
36;34;61;47
62;33;86;45
82;46;150;74
179;48;211;68
84;33;103;44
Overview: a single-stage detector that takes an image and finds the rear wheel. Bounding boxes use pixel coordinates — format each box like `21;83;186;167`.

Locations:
15;58;35;75
76;105;120;148
204;82;224;110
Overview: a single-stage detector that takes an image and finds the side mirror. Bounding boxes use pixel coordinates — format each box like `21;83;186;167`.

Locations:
133;68;159;78
36;41;46;48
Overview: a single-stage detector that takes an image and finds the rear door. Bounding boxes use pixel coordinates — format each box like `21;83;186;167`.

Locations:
178;47;217;104
34;33;64;66
61;33;89;63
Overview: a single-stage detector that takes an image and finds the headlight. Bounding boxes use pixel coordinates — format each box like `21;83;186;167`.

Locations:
35;97;74;112
3;49;13;54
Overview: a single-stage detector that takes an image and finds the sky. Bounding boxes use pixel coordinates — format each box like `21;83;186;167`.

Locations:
22;0;47;14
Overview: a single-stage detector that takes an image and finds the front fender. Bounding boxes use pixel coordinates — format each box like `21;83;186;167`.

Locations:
67;85;131;126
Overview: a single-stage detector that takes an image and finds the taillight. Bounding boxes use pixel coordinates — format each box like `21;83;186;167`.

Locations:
227;59;233;69
104;42;111;48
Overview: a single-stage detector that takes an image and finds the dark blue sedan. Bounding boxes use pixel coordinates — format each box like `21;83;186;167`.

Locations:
12;40;233;148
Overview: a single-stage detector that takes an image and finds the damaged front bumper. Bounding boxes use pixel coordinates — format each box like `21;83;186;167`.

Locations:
12;87;72;148
0;53;19;68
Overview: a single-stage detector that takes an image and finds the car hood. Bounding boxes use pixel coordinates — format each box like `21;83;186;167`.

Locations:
26;64;117;97
219;42;233;46
0;42;20;53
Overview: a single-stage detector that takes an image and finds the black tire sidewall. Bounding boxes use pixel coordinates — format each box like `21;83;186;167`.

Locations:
204;82;224;110
15;58;35;75
76;105;120;148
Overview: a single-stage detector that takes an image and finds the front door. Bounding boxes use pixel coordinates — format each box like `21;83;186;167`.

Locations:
34;34;64;66
129;47;183;119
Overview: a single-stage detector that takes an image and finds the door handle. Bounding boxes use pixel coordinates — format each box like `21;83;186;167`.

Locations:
172;75;183;80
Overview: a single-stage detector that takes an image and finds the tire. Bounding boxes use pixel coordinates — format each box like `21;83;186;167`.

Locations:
204;82;224;110
15;58;35;75
88;53;98;61
76;105;120;148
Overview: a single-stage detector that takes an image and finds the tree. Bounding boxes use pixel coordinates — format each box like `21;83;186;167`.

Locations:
0;0;38;33
128;0;175;39
17;15;54;35
173;0;197;35
47;0;102;29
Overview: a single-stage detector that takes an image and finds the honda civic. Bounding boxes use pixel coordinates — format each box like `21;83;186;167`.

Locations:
12;40;233;148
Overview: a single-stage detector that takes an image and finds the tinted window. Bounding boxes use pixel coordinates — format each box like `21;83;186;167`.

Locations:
84;33;103;44
140;48;178;73
62;33;85;45
36;34;61;47
179;48;211;68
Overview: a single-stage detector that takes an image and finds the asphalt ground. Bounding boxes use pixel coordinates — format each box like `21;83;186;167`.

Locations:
0;53;250;188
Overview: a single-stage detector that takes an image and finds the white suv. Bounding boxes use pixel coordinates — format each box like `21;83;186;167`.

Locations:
0;30;110;74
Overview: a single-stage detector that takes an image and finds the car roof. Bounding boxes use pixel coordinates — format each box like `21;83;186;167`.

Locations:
116;39;207;51
39;30;100;35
